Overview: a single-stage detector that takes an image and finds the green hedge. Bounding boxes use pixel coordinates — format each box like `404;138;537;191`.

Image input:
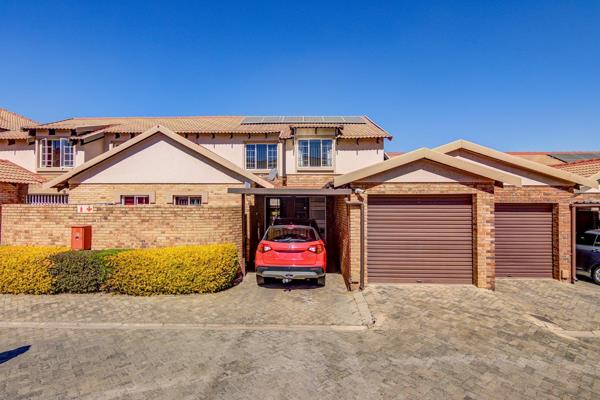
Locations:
0;244;239;295
49;249;125;293
104;244;240;295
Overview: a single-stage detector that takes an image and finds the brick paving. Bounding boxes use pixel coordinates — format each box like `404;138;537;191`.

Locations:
0;275;599;399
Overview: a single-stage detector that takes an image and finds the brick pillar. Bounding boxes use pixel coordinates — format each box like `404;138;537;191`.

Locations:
473;186;495;289
555;203;572;281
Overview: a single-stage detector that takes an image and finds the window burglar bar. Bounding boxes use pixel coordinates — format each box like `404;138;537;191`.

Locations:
26;194;69;204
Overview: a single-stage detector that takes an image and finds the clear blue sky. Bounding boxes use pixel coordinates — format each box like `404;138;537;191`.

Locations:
1;1;598;152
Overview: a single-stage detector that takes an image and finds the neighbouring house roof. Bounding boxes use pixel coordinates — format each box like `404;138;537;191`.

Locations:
0;130;30;140
551;158;600;178
45;125;274;189
333;148;522;187
25;115;392;140
0;159;45;184
0;108;37;131
433;140;598;188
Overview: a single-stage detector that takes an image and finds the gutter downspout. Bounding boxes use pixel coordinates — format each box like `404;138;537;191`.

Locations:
280;138;287;186
345;197;365;290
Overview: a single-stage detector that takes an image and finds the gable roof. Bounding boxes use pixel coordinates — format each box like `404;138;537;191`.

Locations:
333;148;522;187
551;158;600;178
434;140;598;188
0;160;45;184
26;115;391;140
45;125;274;189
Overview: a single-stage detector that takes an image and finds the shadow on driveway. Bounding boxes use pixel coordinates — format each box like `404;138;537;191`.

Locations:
0;345;30;365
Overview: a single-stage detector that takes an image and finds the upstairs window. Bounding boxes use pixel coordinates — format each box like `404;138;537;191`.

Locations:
40;138;74;168
174;196;202;206
246;143;277;170
121;195;149;205
298;139;333;168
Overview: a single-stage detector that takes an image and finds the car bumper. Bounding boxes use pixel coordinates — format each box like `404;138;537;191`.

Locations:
256;266;325;280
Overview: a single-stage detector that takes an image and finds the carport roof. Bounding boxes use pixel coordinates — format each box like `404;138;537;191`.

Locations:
228;188;352;195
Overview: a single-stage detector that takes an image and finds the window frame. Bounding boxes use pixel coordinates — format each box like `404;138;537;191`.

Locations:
121;195;150;206
39;138;75;169
173;195;203;206
245;143;278;171
296;138;334;170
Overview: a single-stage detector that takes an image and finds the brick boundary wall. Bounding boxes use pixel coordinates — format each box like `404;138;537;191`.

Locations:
1;205;242;251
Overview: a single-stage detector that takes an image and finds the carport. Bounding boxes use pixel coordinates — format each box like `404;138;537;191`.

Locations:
571;201;600;282
227;187;352;275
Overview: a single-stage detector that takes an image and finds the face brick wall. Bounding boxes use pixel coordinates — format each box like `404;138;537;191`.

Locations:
1;204;242;252
67;183;243;206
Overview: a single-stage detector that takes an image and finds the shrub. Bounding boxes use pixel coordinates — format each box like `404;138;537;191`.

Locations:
0;246;68;294
105;244;239;295
48;249;125;293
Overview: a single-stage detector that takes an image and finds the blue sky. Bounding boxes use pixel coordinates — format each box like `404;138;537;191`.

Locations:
1;1;598;152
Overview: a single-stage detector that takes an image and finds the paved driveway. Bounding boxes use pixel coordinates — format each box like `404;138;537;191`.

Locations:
0;275;599;400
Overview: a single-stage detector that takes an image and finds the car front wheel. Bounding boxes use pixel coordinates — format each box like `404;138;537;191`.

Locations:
317;276;326;286
593;266;600;285
256;275;265;286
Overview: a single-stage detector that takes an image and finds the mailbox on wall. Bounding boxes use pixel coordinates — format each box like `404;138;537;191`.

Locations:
71;226;92;250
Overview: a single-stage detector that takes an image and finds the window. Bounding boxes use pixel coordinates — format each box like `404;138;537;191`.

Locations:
26;194;69;204
121;195;150;205
298;139;333;168
246;143;277;170
577;233;599;246
39;138;74;168
174;196;202;206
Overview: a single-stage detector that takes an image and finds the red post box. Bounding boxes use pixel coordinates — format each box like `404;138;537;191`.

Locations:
71;226;92;250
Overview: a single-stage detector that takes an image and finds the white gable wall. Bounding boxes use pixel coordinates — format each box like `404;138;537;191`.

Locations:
359;159;491;183
70;133;243;184
448;149;568;186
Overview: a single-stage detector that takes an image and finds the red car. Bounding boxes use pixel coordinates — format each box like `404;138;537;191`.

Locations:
255;224;326;286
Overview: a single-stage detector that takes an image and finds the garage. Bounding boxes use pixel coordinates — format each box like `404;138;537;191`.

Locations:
495;204;553;278
367;195;473;283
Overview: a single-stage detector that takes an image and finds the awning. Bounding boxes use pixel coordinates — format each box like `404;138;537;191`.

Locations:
228;187;352;196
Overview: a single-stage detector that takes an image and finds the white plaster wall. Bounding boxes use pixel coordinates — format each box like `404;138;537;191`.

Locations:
0;141;36;171
336;139;384;174
361;159;490;183
71;134;243;184
83;140;104;162
448;149;567;186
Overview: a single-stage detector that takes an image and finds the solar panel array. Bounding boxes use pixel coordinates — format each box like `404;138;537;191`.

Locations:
550;153;600;163
241;116;365;124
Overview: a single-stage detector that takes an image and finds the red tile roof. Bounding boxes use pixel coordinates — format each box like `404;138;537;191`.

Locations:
0;160;45;184
551;158;600;178
26;116;392;140
0;108;37;131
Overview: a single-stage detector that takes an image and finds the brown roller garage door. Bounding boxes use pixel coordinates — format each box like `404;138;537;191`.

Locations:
495;204;553;278
367;196;473;283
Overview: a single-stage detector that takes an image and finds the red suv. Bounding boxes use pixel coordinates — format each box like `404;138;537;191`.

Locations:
255;224;326;286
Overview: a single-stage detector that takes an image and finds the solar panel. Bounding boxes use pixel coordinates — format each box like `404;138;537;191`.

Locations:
240;116;366;124
550;153;600;163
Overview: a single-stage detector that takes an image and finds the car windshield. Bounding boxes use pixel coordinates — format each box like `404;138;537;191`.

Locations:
577;233;598;246
264;226;318;243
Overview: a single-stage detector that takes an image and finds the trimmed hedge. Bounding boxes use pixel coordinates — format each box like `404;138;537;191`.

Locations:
49;249;125;293
0;244;239;295
105;244;239;295
0;246;68;294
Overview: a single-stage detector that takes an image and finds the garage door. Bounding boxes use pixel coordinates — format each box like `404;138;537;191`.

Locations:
495;204;553;278
367;196;473;283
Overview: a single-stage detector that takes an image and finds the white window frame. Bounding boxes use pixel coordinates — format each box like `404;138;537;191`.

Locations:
245;143;278;171
39;138;74;169
121;195;150;205
173;195;203;206
297;138;334;169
